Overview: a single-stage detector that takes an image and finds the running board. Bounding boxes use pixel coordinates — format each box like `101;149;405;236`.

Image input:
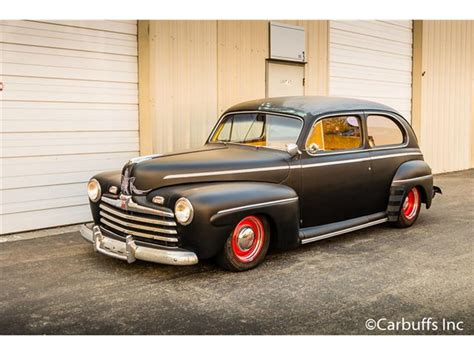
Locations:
299;212;388;245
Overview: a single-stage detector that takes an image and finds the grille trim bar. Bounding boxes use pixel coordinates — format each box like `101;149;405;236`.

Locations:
101;195;174;218
99;211;177;235
99;203;177;227
100;218;179;243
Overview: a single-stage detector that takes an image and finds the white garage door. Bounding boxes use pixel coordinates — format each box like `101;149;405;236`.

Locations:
0;20;139;234
329;20;413;122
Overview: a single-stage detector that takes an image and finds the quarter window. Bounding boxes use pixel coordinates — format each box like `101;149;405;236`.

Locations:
366;115;404;147
306;115;362;153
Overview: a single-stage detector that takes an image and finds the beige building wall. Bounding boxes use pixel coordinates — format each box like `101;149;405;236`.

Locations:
414;20;473;173
139;20;328;155
139;21;218;155
217;21;268;115
139;20;473;174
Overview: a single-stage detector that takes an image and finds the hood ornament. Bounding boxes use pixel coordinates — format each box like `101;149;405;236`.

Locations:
120;159;153;196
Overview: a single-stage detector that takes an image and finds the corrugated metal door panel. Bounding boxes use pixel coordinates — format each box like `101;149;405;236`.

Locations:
3;78;138;103
36;20;138;35
1;131;139;157
329;20;413;123
0;21;137;55
2;102;138;132
330;21;413;43
2;155;129;190
420;21;473;173
2;206;93;234
330;62;411;83
0;20;139;234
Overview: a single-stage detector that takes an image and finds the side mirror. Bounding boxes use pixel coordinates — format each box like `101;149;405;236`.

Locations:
286;143;301;157
307;143;320;154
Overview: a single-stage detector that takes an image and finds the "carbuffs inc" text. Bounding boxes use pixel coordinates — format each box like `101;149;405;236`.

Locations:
365;317;464;332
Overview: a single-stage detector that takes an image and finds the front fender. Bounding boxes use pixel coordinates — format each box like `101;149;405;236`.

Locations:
154;182;300;258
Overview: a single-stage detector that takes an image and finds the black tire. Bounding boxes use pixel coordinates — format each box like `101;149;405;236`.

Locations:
216;215;270;272
392;186;422;228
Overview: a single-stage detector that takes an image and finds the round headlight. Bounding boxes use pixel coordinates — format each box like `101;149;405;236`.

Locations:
175;197;193;225
87;179;102;202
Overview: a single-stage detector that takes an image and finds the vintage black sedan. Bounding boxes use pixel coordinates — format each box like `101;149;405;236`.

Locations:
81;96;440;271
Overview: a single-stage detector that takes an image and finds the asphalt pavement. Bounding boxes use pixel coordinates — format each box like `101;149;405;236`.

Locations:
0;169;472;334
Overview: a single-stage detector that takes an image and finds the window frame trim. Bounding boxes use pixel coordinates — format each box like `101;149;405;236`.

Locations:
207;110;305;151
304;110;410;157
365;112;409;149
304;111;366;156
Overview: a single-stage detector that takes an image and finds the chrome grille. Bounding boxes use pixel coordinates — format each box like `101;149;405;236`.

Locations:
98;195;179;247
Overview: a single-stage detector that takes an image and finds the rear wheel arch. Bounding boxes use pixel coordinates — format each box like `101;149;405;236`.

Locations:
387;160;434;220
391;186;422;228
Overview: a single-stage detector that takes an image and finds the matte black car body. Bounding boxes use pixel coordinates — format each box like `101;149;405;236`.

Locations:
83;96;439;266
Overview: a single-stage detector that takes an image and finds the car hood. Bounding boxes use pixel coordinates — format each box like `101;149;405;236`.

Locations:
120;144;291;194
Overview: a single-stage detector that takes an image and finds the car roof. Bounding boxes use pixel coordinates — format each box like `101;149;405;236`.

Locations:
224;96;401;119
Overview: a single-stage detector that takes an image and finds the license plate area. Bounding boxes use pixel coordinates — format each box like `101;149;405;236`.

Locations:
101;237;127;256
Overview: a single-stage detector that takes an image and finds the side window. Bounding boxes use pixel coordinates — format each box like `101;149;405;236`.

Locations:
366;115;404;147
306;115;362;153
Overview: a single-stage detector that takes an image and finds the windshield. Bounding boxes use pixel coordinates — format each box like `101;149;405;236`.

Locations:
210;113;303;150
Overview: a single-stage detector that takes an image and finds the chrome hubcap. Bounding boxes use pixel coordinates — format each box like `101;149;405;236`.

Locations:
237;227;255;251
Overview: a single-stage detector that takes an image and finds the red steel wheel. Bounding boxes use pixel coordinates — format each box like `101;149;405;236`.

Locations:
231;216;265;263
217;215;270;271
402;187;420;221
392;186;422;228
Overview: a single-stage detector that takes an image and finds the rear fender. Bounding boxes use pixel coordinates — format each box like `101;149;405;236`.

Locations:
387;160;434;221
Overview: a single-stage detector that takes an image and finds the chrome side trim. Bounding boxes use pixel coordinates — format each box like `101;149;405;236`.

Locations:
99;211;177;235
164;152;423;178
216;197;299;215
392;174;433;183
99;218;178;242
101;195;174;218
299;152;423;169
164;165;289;180
99;203;176;227
81;224;198;265
371;152;422;161
300;157;367;169
301;218;388;245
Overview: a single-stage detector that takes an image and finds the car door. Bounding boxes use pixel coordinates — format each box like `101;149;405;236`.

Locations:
300;113;371;227
365;112;417;214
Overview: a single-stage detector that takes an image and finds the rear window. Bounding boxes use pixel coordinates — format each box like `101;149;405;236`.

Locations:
367;115;404;147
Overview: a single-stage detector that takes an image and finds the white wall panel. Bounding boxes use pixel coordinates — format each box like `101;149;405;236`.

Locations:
37;20;138;35
329;20;413;122
0;21;136;55
2;102;138;132
0;20;139;234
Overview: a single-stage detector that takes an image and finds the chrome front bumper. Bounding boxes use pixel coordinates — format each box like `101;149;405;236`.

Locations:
80;223;198;266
